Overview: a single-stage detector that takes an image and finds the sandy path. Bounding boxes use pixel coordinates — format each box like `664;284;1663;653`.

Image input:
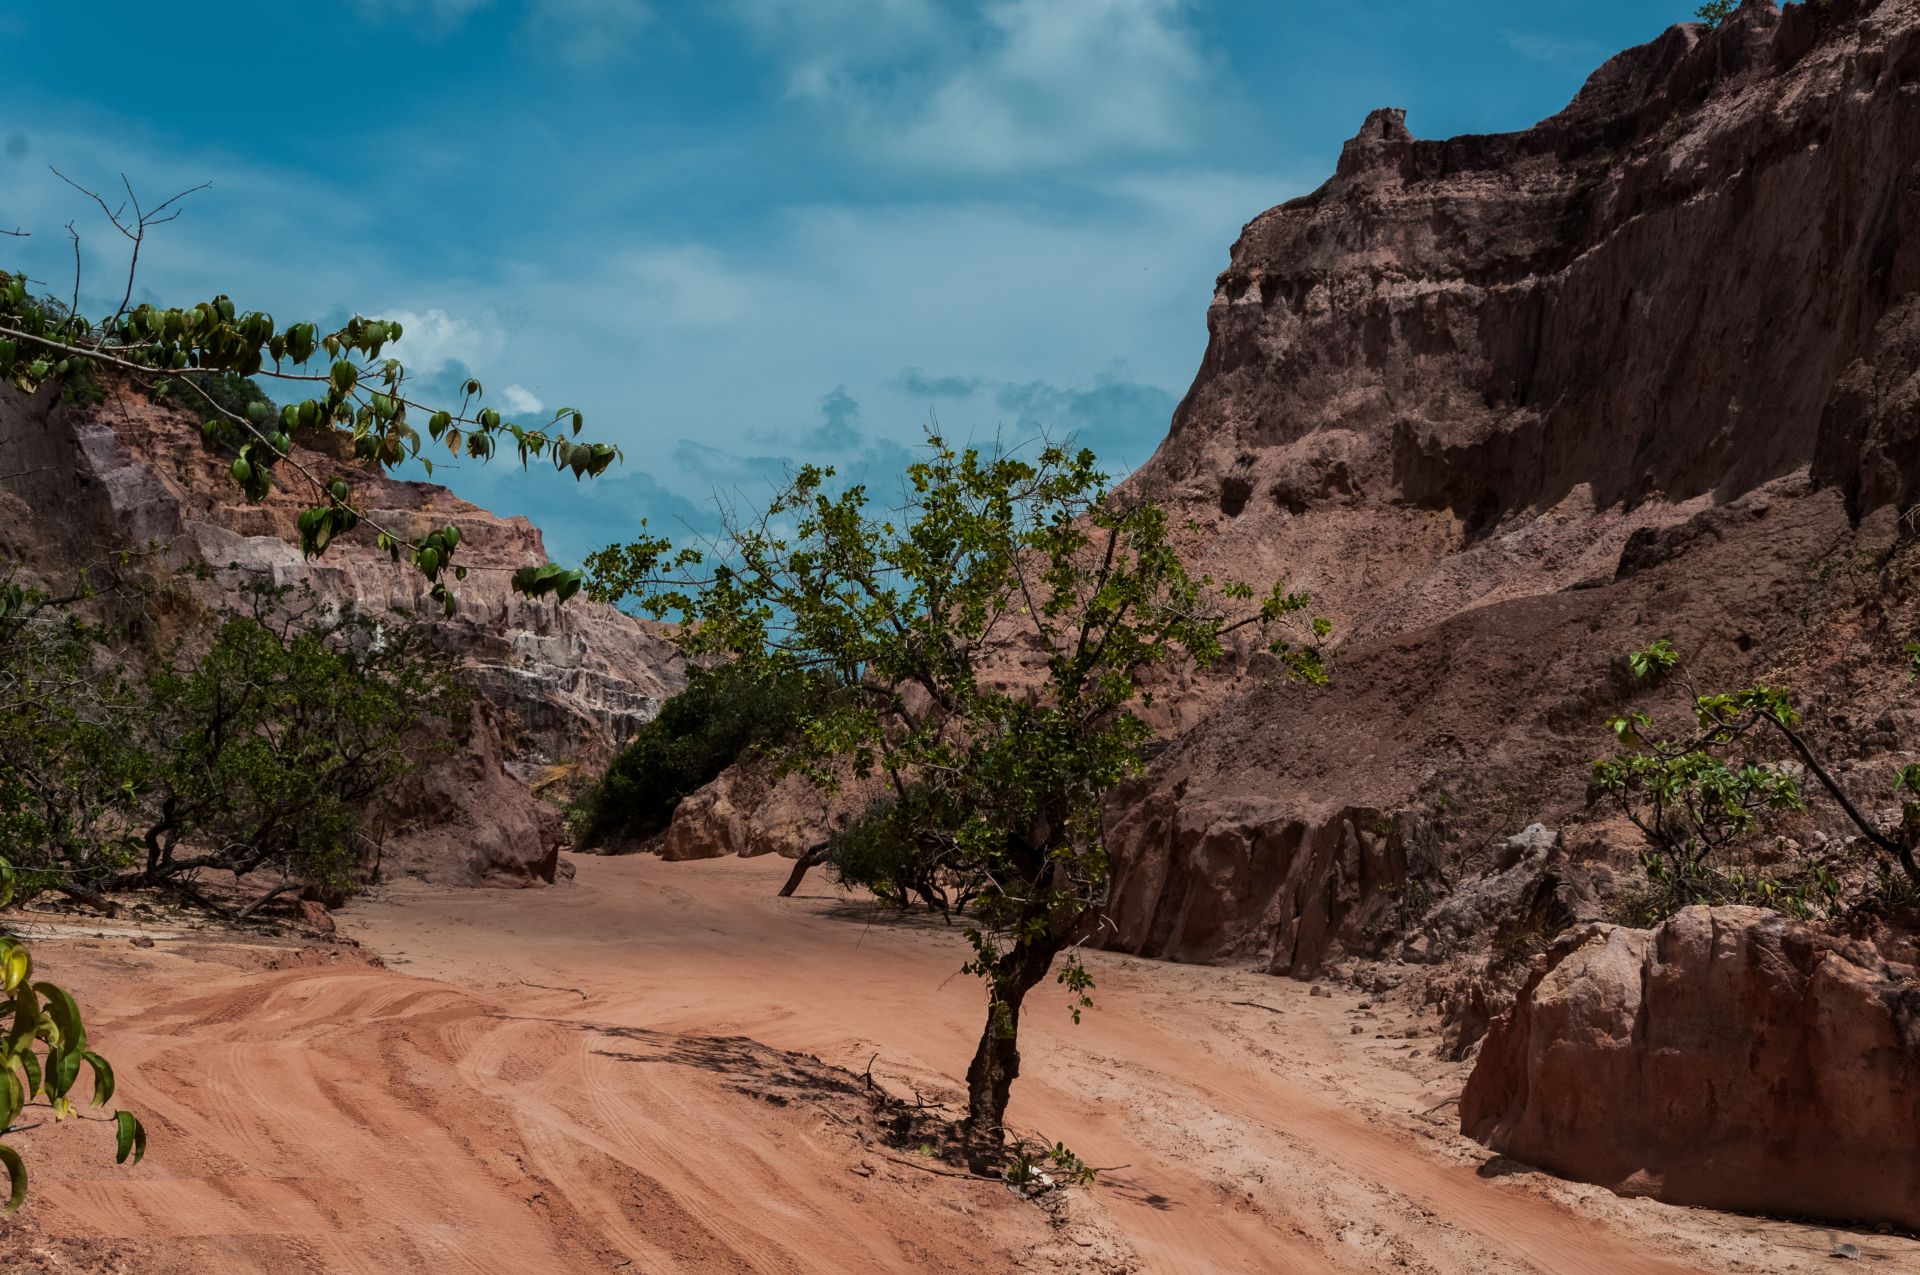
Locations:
3;854;1911;1273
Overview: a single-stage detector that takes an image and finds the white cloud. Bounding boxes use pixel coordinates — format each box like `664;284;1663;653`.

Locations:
0;73;1299;555
614;245;761;329
500;383;545;414
382;307;508;377
733;0;1218;175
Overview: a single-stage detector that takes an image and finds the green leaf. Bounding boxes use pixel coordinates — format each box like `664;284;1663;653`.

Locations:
0;1063;20;1130
45;1045;81;1102
0;941;25;992
114;1110;145;1165
0;1143;25;1213
31;982;84;1053
80;1050;113;1107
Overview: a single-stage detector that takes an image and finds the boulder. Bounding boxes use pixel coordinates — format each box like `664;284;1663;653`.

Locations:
1460;905;1920;1231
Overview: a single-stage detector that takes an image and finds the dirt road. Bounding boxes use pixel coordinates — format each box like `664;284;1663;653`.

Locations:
2;854;1907;1272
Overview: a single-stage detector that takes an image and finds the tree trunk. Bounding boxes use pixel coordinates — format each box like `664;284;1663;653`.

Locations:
777;846;824;898
961;930;1061;1170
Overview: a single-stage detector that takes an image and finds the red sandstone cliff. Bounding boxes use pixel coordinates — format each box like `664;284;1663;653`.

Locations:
1100;0;1920;974
0;379;685;882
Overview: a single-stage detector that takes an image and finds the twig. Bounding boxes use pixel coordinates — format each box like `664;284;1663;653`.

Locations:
875;1149;996;1181
1230;999;1286;1014
517;979;587;999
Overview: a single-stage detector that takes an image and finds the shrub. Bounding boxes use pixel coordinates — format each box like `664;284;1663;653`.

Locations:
826;790;985;919
1595;639;1919;923
123;586;462;898
570;664;823;848
0;574;459;905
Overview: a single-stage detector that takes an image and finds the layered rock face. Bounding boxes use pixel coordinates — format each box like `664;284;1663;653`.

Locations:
0;381;685;881
1102;0;1920;973
1461;906;1920;1230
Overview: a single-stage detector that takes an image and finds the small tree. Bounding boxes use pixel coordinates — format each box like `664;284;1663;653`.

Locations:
119;587;463;905
1695;0;1738;27
590;436;1326;1165
0;575;458;909
1596;639;1920;917
826;787;987;920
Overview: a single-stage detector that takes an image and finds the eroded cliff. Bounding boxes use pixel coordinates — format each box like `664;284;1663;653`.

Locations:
1105;0;1920;973
0;379;685;882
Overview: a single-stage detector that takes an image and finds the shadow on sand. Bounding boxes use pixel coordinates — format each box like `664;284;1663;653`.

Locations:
590;1024;869;1108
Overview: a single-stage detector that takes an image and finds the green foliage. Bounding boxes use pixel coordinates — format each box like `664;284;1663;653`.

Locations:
0;574;459;900
1005;1138;1097;1192
826;789;983;918
1;178;613;602
0;858;145;1211
1695;0;1737;25
1626;637;1678;685
152;370;272;423
1612;843;1843;926
571;664;822;848
590;433;1325;1152
123;588;462;893
0;580;144;896
1596;640;1920;921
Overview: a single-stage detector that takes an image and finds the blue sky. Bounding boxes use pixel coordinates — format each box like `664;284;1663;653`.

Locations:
2;1;1696;565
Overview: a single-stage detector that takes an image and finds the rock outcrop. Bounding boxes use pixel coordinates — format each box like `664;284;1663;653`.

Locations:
1460;905;1920;1231
0;380;685;881
658;760;837;862
1101;0;1920;971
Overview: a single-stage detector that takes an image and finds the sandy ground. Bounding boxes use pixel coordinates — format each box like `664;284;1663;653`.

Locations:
1;854;1913;1274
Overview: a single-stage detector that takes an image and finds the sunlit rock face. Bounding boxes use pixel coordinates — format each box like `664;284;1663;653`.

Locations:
1462;905;1920;1232
0;380;686;882
1101;0;1920;971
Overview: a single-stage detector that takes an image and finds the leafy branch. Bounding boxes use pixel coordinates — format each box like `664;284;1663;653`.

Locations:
1596;639;1920;913
2;171;621;604
0;859;146;1212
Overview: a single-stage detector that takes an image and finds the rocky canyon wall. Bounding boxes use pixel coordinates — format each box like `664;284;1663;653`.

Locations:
1104;0;1920;974
0;380;685;882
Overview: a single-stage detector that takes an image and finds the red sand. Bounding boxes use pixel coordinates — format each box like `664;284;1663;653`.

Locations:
2;853;1907;1272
